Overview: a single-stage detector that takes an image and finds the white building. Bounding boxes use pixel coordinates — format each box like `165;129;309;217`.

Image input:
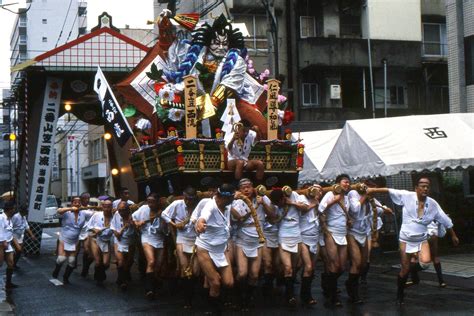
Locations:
10;0;87;84
446;0;474;113
50;115;89;202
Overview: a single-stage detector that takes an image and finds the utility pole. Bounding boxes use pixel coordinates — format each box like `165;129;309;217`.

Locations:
365;0;376;118
262;0;279;78
382;58;388;117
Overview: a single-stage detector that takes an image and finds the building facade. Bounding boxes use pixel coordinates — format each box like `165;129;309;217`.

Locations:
0;89;13;196
445;0;474;196
290;0;449;131
152;0;449;131
10;0;87;84
446;0;474;113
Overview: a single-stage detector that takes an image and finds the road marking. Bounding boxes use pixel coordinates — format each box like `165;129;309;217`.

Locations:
42;233;53;239
49;278;63;286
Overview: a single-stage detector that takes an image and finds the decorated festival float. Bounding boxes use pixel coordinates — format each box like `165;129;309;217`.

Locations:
117;11;303;195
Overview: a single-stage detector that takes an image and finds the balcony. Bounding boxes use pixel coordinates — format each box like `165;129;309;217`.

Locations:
422;42;447;60
19;35;27;45
298;37;422;68
19;19;27;28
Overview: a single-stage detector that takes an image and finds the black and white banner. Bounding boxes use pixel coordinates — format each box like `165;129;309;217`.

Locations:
94;66;134;147
28;77;62;222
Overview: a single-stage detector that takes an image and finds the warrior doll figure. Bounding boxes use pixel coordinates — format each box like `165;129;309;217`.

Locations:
156;9;267;137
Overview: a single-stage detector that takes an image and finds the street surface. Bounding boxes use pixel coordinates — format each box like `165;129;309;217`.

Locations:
2;228;474;315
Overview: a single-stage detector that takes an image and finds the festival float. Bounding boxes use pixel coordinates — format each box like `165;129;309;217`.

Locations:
117;11;304;195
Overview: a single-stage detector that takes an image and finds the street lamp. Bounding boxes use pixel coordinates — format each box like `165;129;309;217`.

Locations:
64;103;72;112
2;133;16;141
103;132;112;141
111;168;119;176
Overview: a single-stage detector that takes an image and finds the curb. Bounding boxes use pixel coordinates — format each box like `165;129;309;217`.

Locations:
0;301;14;313
0;277;15;314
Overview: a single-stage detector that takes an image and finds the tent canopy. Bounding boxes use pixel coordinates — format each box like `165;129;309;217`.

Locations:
292;129;341;182
321;113;474;180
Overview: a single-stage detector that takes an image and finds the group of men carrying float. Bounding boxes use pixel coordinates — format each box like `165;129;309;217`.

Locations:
45;173;459;314
6;7;454;315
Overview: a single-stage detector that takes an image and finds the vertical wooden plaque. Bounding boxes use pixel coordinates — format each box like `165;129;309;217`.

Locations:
266;79;280;140
183;75;198;138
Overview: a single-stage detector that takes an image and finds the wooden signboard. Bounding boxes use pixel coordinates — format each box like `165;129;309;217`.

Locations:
266;79;280;140
183;75;198;138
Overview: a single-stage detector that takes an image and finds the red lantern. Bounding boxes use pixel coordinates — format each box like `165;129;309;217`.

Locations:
157;130;166;138
296;143;304;170
168;126;177;137
142;135;150;145
175;140;185;169
215;128;222;139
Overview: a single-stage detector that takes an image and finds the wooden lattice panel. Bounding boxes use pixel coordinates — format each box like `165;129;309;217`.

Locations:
184;152;200;169
271;153;292;170
159;149;178;174
144;150;159;177
202;151;222;169
130;138;300;182
130;154;147;181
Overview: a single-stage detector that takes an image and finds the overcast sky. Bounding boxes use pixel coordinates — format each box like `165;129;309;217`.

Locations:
0;0;153;94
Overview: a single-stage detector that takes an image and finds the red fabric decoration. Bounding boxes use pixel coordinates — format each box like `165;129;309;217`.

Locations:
154;81;166;93
282;110;295;126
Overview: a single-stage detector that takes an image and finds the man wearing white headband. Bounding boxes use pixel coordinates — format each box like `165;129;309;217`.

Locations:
298;184;323;306
231;178;275;310
367;176;459;304
226;123;264;181
162;186;200;308
195;183;235;314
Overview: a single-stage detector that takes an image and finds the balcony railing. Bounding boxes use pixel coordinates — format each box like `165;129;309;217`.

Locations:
422;42;447;57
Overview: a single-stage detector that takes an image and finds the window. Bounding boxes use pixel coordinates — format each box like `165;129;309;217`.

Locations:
78;6;86;16
339;3;361;38
301;83;320;106
42;37;47;42
233;14;268;51
91;138;105;161
46;195;57;207
42;19;47;24
422;23;447;56
375;86;406;107
465;35;474;86
300;16;316;38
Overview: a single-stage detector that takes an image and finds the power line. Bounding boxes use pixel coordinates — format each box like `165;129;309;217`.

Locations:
65;9;79;43
54;0;73;48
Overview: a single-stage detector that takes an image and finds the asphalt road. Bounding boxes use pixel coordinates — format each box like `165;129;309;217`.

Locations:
3;228;474;315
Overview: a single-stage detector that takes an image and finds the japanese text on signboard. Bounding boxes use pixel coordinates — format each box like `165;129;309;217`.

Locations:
266;79;280;140
184;75;198;138
29;78;62;222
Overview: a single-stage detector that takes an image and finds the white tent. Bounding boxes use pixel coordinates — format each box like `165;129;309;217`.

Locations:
321;113;474;180
292;129;342;182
